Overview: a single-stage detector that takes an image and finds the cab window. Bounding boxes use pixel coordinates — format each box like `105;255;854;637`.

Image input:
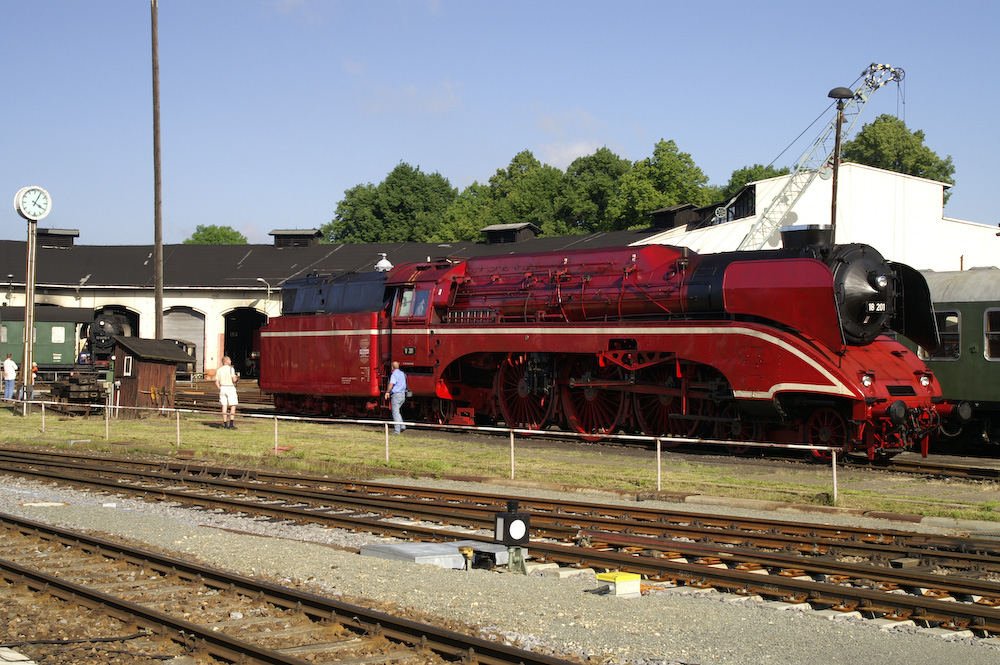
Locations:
396;288;414;317
918;310;959;360
394;288;430;319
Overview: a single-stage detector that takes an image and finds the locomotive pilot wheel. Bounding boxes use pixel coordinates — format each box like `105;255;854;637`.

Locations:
804;408;850;461
714;402;760;455
560;355;628;442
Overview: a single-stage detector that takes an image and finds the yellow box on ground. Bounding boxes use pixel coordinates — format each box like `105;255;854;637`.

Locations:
595;571;641;596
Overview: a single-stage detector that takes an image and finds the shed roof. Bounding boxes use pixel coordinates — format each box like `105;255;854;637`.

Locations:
0;229;658;291
113;336;194;363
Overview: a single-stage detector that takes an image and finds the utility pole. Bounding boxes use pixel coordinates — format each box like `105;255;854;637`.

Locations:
828;86;855;244
151;0;163;339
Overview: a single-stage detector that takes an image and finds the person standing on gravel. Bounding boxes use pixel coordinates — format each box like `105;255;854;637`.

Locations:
384;361;407;434
215;355;239;429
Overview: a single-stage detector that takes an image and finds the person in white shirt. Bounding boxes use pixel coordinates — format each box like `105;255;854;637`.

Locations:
215;355;239;429
2;354;17;401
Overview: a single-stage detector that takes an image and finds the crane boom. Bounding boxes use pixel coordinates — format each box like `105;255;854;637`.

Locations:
734;63;904;251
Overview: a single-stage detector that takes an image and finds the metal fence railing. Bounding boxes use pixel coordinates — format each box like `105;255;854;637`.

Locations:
5;396;843;503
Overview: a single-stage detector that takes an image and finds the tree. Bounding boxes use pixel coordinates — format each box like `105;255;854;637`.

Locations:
433;182;493;242
183;224;247;244
325;183;380;243
322;163;457;243
561;147;632;233
607;140;713;229
719;164;791;201
485;150;573;236
841;114;956;203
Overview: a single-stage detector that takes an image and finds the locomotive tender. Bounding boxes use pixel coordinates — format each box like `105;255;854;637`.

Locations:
260;231;965;459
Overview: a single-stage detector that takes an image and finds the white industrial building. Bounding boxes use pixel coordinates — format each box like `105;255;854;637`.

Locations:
635;163;997;272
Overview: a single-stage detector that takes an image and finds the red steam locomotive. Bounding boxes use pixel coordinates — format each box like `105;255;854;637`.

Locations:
260;230;968;459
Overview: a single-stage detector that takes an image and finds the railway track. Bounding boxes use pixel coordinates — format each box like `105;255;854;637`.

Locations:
0;512;576;665
1;447;1000;639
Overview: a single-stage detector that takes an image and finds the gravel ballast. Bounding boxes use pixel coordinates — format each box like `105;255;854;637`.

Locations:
1;475;999;665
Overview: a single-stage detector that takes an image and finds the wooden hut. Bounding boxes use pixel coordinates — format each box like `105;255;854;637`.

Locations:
111;336;193;418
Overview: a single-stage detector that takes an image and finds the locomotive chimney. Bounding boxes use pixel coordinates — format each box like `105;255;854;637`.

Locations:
780;224;834;249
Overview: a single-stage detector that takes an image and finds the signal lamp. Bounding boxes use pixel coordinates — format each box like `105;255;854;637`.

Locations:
494;499;530;546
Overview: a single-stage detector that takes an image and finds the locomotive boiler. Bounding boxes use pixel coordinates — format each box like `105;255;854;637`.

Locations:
260;234;967;459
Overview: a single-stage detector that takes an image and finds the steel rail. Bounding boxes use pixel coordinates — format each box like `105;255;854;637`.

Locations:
2;450;998;566
523;541;1000;634
0;512;578;665
0;557;325;665
4;454;1000;635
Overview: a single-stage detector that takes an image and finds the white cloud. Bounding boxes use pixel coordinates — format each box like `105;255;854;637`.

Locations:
536;109;604;138
363;78;460;116
537;140;605;170
340;58;366;77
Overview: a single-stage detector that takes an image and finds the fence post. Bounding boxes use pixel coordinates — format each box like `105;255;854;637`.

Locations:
385;423;390;463
832;450;838;504
274;416;279;455
41;402;45;433
509;430;515;480
656;438;662;492
105;399;110;441
176;409;180;448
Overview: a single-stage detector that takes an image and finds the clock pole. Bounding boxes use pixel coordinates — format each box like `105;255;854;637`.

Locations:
13;185;51;410
21;218;37;408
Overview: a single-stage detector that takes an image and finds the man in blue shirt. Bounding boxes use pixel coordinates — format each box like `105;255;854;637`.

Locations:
384;361;407;434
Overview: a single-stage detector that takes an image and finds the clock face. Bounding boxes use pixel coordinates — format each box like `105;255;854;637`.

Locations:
15;186;51;220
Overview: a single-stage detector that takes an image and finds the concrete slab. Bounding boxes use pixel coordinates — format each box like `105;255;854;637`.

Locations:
0;648;34;663
917;627;975;640
540;567;596;579
814;609;862;621
359;542;462;569
762;600;812;612
359;540;510;569
658;586;718;597
723;594;763;604
870;618;916;631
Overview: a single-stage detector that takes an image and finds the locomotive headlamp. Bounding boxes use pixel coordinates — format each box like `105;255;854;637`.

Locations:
494;499;530;546
874;274;889;289
920;374;931;387
861;374;874;388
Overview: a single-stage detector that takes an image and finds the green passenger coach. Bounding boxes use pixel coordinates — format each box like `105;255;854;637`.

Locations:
918;268;1000;448
0;306;95;379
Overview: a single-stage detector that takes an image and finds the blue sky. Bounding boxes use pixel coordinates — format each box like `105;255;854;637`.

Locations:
2;0;997;245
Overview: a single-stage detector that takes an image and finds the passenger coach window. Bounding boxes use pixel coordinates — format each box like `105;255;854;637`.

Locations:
919;310;959;360
985;309;1000;360
51;326;66;344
